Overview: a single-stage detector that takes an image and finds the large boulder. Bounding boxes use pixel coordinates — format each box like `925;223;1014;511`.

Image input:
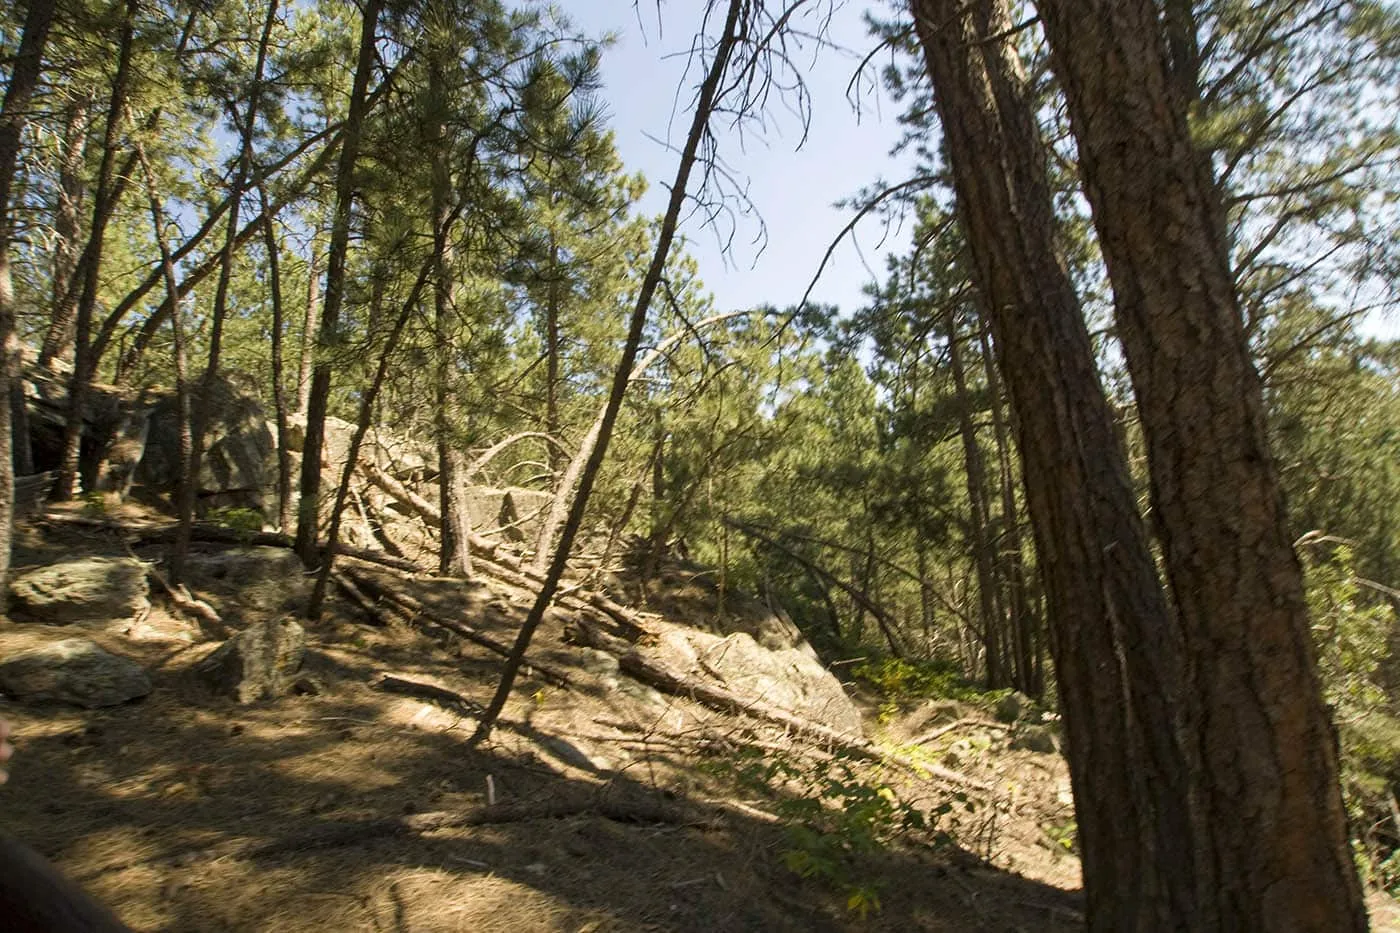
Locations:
9;557;150;623
197;617;306;703
137;371;273;514
640;622;864;738
0;639;152;707
464;487;552;543
182;546;309;611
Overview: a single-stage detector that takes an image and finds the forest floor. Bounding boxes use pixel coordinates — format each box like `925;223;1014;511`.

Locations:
0;511;1395;932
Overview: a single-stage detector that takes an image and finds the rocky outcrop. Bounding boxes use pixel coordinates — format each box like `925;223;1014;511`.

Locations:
9;558;150;624
463;487;552;542
638;622;864;737
197;617;306;703
137;372;273;514
0;639;152;708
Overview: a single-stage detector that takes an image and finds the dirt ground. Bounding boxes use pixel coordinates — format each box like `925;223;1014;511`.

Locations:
0;516;1392;931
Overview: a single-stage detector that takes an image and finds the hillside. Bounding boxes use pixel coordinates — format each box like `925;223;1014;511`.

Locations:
0;505;1096;932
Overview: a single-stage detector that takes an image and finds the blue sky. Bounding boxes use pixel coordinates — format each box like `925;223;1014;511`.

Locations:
568;2;916;318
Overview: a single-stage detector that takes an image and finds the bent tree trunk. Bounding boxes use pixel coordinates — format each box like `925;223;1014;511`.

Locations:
910;0;1201;926
1035;0;1366;926
472;0;748;743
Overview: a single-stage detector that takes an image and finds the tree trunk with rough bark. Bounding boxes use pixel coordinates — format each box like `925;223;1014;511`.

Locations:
0;0;57;591
295;0;383;566
427;30;468;577
297;245;320;416
945;307;1003;687
171;0;277;582
1035;0;1366;926
979;324;1038;696
260;184;295;533
910;0;1202;926
54;0;137;502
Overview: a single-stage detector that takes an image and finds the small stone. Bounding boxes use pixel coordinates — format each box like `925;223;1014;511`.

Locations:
196;617;306;703
995;691;1032;724
1010;724;1059;754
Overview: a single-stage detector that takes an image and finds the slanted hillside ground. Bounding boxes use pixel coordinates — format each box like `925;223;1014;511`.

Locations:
0;508;1394;931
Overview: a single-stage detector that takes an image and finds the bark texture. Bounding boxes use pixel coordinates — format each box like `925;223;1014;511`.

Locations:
1035;0;1366;926
0;0;57;590
295;0;383;565
910;0;1202;926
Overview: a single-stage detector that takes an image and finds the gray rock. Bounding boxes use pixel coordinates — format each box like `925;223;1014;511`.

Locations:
9;557;150;623
183;547;309;611
1010;724;1059;754
197;617;307;703
995;690;1033;724
641;624;865;738
464;487;552;543
137;371;272;514
0;639;151;707
576;648;621;678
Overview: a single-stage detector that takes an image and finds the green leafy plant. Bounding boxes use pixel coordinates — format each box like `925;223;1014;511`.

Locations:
853;656;981;704
208;506;264;542
1304;544;1400;895
1042;819;1078;854
713;745;948;915
81;490;108;517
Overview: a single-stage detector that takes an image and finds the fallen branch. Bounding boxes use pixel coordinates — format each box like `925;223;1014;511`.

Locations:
331;571;390;627
89;790;719;875
909;718;1012;747
348;574;573;687
358;460;498;558
370;671;484;713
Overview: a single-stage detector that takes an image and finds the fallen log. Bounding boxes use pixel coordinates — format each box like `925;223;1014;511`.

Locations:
370;671;485;712
347;571;574;687
330;571;391;627
358;460;498;558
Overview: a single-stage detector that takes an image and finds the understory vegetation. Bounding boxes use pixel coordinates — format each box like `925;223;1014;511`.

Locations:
0;0;1397;921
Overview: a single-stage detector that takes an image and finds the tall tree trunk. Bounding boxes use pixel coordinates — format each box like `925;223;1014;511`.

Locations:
297;244;320;416
53;0;138;501
1035;0;1366;926
910;0;1201;927
133;140;191;549
0;0;57;590
171;0;277;582
472;0;747;744
295;0;384;566
979;323;1037;696
945;306;1003;687
428;40;468;578
308;241;446;618
259;184;294;533
544;226;563;476
41;95;90;370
